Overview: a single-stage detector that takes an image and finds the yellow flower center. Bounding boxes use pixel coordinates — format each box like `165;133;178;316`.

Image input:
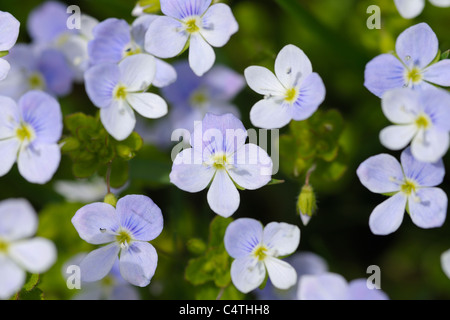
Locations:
114;85;128;100
406;67;422;84
212;153;228;170
123;45;142;58
185;18;200;33
415;114;431;129
253;245;268;261
190;91;208;106
28;73;45;90
116;229;133;248
0;238;9;253
16;123;35;142
401;180;417;196
285;87;298;103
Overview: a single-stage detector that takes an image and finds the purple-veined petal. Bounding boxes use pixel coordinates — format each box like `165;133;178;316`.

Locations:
420;88;450;132
441;249;450;279
27;1;69;43
145;16;188;58
72;202;119;245
207;169;240;217
364;54;406;98
408;187;447;229
401;147;445;187
275;44;312;89
126;93;168;119
396;23;438;69
369;193;407;235
119;241;158;287
250;99;292;129
244;66;285;96
80;243;120;282
264;256;297;290
291;72;326;121
0;11;20;51
84;63;120;108
411;127;449;163
381;88;420;124
423;59;450;87
160;0;212;19
0;198;37;241
230;256;265;294
200;3;238;47
348;279;389;300
394;0;425;19
188;34;215;76
228;144;272;190
224;218;263;259
170;148;215;192
263;222;300;257
0;256;25;300
116;195;163;242
153;58;178;88
0;139;19;177
356;154;404;194
119;54;155;91
100;100;136;141
9;237;56;273
379;124;417;150
17;143;61;184
298;273;349;300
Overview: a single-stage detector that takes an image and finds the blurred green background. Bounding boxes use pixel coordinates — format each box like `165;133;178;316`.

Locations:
2;0;450;300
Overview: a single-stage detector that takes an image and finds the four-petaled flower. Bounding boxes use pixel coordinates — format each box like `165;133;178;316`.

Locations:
379;87;450;163
394;0;450;19
170;113;273;217
0;10;20;81
224;218;300;293
0;198;57;299
364;23;450;98
85;53;168;141
145;0;239;76
0;90;62;184
71;194;163;287
245;44;326;129
357;147;447;235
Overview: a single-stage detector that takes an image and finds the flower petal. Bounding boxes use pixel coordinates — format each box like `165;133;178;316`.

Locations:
441;249;450;279
0;11;20;51
200;3;238;47
369;193;407;235
145;16;188;58
298;273;349;300
411;127;449;163
275;45;313;89
9;237;56;273
203;64;245;101
381;88;420;124
423;59;450;87
207;169;240;217
393;0;425;19
80;243;120;282
356;154;403;194
0;256;25;300
160;0;212;19
264;256;297;290
408;187;447;229
379;124;417;150
119;54;155;91
84;63;120;108
116;195;163;242
26;1;68;43
100;100;136;141
249;99;292;129
0;198;37;241
119;241;158;287
71;202;119;245
224;218;263;259
0;139;19;178
421;88;450;132
244;66;285;96
18;143;61;184
401;147;445;187
189;34;215;76
348;279;389;300
291;72;326;121
230;256;265;294
364;54;406;98
153;58;178;88
263;222;300;257
395;22;438;69
38;49;74;97
429;0;450;6
126;93;168;119
0;58;11;81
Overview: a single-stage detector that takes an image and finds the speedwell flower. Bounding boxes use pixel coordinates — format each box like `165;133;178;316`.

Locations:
0;11;20;81
224;218;300;294
245;44;326;129
357;147;447;235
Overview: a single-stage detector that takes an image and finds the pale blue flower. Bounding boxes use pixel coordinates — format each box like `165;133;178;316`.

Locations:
365;23;450;97
88;17;176;88
71;194;163;287
84;54;168;141
441;249;450;280
0;11;20;81
298;272;389;300
224;218;300;293
357;147;447;235
145;0;239;76
379;87;450;163
394;0;450;19
0;91;63;184
245;44;326;129
170;113;273;217
0;198;57;299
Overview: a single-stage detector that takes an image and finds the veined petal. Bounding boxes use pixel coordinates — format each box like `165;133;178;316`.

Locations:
394;0;425;19
17;143;61;184
80;243;120;282
119;241;158;287
0;59;11;81
420;88;450;132
249;99;292;130
160;0;212;19
71;202;119;245
263;222;300;257
84;63;120;108
200;3;238;47
8;237;56;273
189;34;215;77
364;54;406;98
126;93;168;119
348;279;389;300
298;273;349;300
411;127;449;163
379;124;417;150
401;147;445;187
207;169;240;217
291;72;326;121
116;195;163;242
170;148;215;192
356;154;403;194
423;59;450;87
119;54;156;92
395;23;438;69
0;198;37;241
224;218;263;259
100;100;136;141
0;256;25;300
0;11;20;51
369;193;407;235
230;256;265;294
275;45;312;89
145;16;188;59
408;187;447;229
0;139;19;178
264;256;297;290
244;66;285;96
381;88;420;124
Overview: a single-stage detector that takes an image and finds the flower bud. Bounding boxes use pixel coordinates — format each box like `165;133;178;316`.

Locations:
104;193;118;208
297;184;317;226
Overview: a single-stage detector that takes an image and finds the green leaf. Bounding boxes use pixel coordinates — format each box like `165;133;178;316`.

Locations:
209;216;233;248
266;178;285;186
187;238;207;255
23;274;40;292
60;137;80;153
441;49;450;60
109;159;129;188
0;50;9;58
72;158;99;178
